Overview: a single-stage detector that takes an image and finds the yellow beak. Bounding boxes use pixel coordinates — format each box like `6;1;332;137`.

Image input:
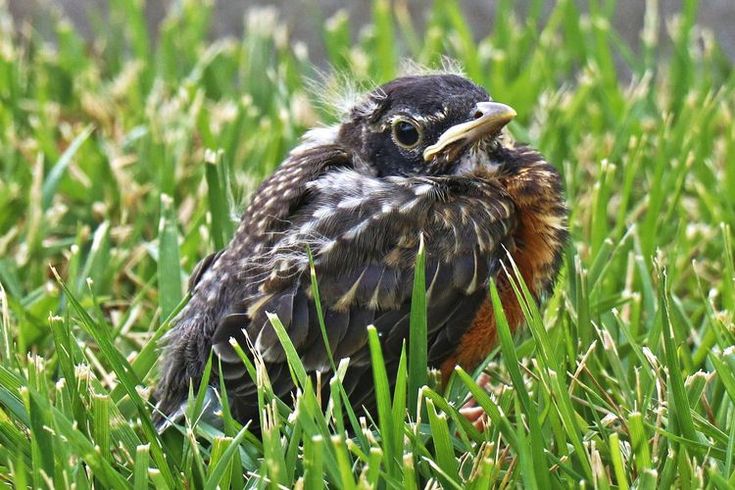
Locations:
423;101;516;161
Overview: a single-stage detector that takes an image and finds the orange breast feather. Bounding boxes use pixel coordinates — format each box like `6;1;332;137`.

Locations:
440;210;561;382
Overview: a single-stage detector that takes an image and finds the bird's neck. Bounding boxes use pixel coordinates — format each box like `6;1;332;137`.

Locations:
497;147;568;297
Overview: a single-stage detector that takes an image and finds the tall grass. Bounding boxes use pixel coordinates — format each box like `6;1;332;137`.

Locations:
0;0;734;487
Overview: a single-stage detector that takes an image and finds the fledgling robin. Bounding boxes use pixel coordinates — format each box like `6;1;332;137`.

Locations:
154;73;567;430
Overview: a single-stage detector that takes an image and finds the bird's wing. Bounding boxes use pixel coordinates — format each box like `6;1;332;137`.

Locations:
187;143;354;295
153;141;355;425
187;250;225;292
210;167;517;415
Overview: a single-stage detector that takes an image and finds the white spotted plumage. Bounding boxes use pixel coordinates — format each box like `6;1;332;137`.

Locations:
155;72;567;434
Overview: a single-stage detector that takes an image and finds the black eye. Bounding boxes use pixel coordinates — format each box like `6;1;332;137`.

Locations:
392;119;421;148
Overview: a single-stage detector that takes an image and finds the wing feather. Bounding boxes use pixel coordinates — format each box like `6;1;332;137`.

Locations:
211;167;517;421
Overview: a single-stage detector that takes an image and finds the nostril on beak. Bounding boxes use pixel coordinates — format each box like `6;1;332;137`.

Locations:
471;102;517;124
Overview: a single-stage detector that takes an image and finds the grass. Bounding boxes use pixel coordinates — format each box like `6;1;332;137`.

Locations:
0;0;734;487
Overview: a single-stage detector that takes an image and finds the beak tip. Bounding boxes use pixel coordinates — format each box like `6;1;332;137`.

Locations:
476;101;516;119
488;102;517;121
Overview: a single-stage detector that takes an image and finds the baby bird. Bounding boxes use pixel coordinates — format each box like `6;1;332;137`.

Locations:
155;73;567;429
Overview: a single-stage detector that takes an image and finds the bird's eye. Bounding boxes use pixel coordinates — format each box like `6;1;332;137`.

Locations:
392;119;422;149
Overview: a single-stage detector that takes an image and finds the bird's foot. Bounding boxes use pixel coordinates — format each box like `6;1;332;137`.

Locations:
458;373;490;431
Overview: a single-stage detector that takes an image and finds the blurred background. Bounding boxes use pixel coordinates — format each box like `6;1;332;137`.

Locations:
9;0;735;63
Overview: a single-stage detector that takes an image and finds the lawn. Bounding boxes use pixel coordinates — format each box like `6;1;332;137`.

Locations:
0;0;734;488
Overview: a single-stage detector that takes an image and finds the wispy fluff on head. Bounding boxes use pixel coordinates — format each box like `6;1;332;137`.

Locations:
307;58;466;121
398;58;465;78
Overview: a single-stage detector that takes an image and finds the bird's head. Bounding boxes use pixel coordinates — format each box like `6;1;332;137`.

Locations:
337;74;516;177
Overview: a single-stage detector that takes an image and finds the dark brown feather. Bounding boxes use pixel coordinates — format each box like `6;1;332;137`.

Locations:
154;75;567;433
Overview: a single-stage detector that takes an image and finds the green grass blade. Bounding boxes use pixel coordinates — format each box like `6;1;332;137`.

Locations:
304;435;325;489
203;426;249;490
490;280;548;488
133;444;150;490
52;271;177;487
408;234;427;415
204;149;234;250
426;398;460;485
41;125;94;210
608;433;629;490
158;194;183;319
659;270;699;446
367;325;397;477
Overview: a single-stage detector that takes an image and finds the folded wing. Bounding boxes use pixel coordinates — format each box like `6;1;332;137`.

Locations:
211;166;517;420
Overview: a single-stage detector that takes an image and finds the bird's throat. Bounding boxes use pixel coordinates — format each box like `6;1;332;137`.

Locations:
440;147;567;381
